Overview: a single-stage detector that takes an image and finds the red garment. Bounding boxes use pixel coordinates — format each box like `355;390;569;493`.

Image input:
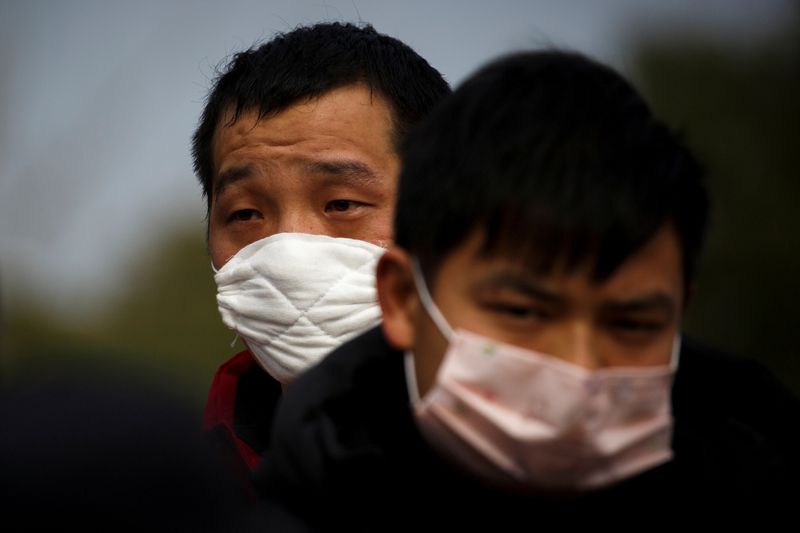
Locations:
203;350;267;472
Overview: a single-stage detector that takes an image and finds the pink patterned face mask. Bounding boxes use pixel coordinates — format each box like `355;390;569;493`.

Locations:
405;259;678;491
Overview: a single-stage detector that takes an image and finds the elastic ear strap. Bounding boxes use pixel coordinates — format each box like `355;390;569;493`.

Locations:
410;257;454;341
669;334;682;372
404;350;422;405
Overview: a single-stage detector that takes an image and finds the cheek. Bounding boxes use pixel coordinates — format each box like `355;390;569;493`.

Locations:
355;205;394;244
207;208;267;269
412;311;451;397
209;246;228;272
646;316;682;366
607;326;681;367
658;324;682;366
371;213;394;245
208;227;234;271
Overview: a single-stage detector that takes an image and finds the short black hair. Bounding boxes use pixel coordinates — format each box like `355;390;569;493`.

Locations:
396;50;709;287
192;22;450;211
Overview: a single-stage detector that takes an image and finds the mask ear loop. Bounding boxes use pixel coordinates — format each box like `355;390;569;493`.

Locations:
406;258;455;407
410;257;454;341
669;335;681;372
404;350;422;405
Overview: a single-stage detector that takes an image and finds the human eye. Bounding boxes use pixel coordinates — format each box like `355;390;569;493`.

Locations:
227;208;263;223
481;298;553;326
605;316;667;343
324;199;370;215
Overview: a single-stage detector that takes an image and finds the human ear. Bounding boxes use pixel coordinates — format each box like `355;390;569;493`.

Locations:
376;246;418;350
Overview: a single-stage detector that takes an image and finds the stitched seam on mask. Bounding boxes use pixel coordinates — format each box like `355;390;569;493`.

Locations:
258;255;377;350
265;259;372;346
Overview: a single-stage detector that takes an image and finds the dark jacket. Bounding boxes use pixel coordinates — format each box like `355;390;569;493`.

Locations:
254;326;799;529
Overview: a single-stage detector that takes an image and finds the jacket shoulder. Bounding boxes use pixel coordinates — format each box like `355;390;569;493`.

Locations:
675;337;799;416
673;337;800;498
254;327;405;503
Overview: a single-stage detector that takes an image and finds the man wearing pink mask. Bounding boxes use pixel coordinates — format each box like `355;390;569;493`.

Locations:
254;50;799;527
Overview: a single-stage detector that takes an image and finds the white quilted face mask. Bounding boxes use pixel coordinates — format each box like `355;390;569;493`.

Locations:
213;233;385;384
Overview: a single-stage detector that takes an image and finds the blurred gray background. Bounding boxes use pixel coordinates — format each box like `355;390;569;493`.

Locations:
2;0;798;408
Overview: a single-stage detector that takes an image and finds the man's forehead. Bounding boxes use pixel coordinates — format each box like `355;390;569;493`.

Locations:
211;86;397;167
213;82;392;135
209;100;403;208
211;107;269;153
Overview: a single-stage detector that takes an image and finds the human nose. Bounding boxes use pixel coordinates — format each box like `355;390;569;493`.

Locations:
274;209;326;236
547;321;601;370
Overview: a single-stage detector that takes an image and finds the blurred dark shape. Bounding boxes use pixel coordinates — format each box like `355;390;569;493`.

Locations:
0;357;266;531
632;8;800;394
3;225;235;409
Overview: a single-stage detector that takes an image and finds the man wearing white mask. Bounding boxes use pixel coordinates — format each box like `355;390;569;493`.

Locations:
191;22;449;476
254;51;800;527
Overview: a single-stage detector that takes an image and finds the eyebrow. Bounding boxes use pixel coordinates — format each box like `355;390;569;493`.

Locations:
473;273;566;305
475;273;677;317
214;164;255;198
213;158;384;200
600;294;676;317
304;159;382;187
